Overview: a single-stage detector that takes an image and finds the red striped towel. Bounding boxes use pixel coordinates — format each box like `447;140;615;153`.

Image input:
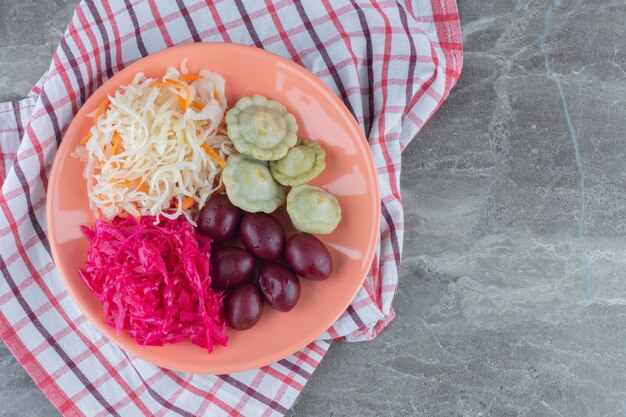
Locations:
0;1;462;415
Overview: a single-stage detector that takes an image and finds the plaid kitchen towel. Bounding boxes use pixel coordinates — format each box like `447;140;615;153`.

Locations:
0;1;462;416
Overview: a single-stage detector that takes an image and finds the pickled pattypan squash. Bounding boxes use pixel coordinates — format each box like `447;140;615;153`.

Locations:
222;154;285;213
269;138;326;186
225;95;298;161
286;185;341;234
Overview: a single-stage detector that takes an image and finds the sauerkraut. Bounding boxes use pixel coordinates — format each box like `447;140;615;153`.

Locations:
79;215;228;352
74;62;234;224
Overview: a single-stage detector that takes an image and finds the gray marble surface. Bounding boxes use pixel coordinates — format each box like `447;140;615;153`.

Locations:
1;0;625;416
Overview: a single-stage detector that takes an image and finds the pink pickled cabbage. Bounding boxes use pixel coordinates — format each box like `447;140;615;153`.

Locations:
79;215;227;352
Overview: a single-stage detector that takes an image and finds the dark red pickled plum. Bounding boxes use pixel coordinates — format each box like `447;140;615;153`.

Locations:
210;247;254;290
259;263;301;312
239;213;285;261
225;284;264;330
285;233;332;280
197;194;242;242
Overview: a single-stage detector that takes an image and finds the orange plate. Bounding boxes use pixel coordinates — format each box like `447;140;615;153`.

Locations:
46;43;380;374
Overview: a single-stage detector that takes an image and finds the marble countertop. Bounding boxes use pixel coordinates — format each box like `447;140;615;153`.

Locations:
1;1;625;416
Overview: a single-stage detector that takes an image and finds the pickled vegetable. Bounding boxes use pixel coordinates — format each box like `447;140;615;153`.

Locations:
286;184;341;234
222;154;285;213
239;213;285;261
197;194;242;242
225;284;264;330
259;263;301;312
225;95;298;161
284;233;332;280
210;247;255;290
269;138;325;186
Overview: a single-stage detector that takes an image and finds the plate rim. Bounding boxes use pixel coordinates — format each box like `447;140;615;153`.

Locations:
46;42;381;373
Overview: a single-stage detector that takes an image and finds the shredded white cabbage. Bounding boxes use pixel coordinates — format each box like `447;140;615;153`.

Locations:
74;63;234;225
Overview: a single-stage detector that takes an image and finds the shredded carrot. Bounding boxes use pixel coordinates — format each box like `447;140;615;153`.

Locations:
181;197;197;210
150;79;186;90
95;98;110;120
201;143;227;167
80;132;92;145
111;131;122;156
136;178;149;193
179;73;202;82
151;79;192;111
213;90;220;101
118;210;128;219
177;94;187;111
191;100;204;111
